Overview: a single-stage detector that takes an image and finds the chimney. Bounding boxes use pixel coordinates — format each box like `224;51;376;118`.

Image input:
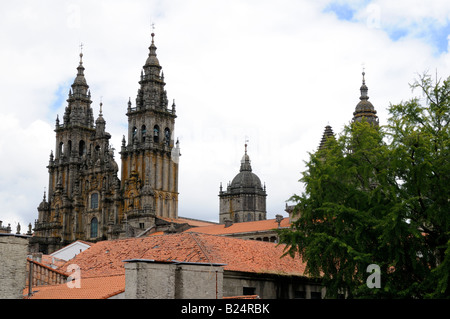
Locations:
224;218;233;228
275;214;284;228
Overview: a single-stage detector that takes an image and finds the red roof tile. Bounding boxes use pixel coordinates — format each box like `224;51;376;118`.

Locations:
158;216;218;227
27;233;307;299
25;275;125;299
183;218;290;236
58;232;305;278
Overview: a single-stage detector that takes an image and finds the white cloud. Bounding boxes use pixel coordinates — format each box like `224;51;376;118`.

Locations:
1;0;449;228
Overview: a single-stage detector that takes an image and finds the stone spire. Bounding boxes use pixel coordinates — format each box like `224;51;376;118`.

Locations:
145;32;161;69
73;52;88;93
134;32;169;112
319;125;335;150
95;102;106;136
62;49;94;128
240;143;252;172
352;71;379;126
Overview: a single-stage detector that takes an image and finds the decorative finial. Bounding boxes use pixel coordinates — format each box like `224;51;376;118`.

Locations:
79;43;84;62
361;63;366;84
151;22;155;43
244;137;249;155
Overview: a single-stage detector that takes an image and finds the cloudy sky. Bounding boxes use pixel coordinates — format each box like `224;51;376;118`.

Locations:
1;0;449;231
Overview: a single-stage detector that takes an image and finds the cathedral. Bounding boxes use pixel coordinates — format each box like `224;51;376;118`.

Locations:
30;31;378;254
30;33;180;254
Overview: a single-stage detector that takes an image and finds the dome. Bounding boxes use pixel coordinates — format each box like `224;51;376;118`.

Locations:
228;147;263;191
38;192;49;211
230;170;263;190
354;99;376;113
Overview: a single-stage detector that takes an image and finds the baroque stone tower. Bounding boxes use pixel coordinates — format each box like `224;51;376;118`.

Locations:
120;32;180;225
31;52;121;253
219;145;267;224
32;32;180;254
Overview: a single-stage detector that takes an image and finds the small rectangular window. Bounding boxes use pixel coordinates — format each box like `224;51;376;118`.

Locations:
243;287;256;295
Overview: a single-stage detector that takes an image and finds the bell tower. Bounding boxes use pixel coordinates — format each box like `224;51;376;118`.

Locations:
219;144;267;224
31;51;120;253
120;32;180;227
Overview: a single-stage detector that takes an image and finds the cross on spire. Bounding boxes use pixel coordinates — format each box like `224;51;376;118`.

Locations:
244;137;249;155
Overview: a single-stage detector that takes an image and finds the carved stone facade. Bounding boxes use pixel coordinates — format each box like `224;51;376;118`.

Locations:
120;33;179;226
31;33;180;254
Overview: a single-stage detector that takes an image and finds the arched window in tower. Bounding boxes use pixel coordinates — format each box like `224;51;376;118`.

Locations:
234;213;240;223
132;127;137;143
90;217;98;238
141;125;147;143
91;193;99;209
153;125;160;143
164;128;171;146
247;213;253;222
68;140;72;156
59;142;64;157
79;140;86;156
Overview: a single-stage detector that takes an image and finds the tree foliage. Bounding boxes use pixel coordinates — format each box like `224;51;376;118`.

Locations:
278;73;450;298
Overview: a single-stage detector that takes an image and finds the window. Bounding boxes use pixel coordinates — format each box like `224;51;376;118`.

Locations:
91;193;99;209
153;125;160;143
243;287;256;295
79;140;86;156
141;125;147;142
246;213;252;222
164;128;171;145
132;127;137;142
90;217;98;238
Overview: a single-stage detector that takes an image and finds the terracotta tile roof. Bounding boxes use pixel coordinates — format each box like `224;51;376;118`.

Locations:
39;255;67;269
57;232;305;278
158;216;218;227
24;275;125;299
27;233;306;299
183;218;290;236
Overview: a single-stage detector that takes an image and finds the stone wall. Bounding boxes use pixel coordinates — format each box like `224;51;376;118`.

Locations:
223;270;324;299
0;234;29;299
124;259;224;299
